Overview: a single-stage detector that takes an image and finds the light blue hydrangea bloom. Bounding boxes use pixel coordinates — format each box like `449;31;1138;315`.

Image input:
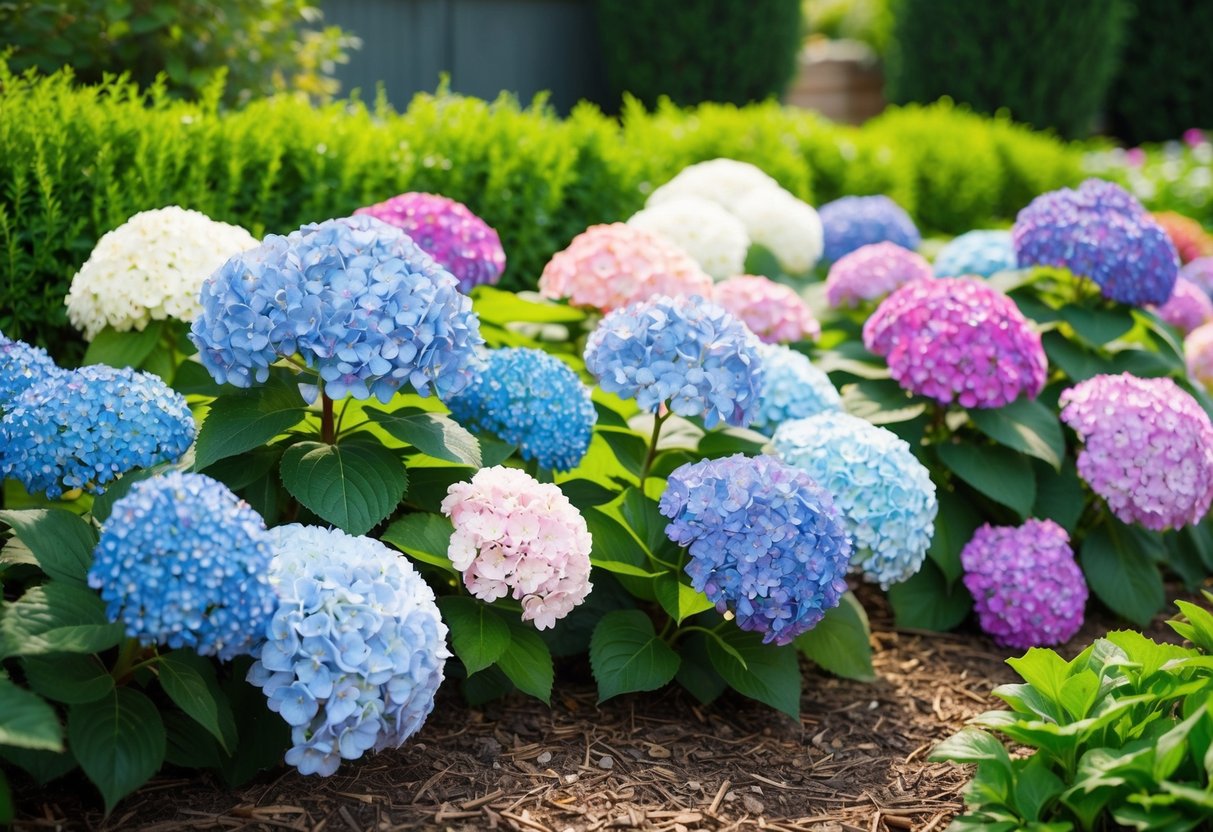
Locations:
0;332;60;411
772;412;937;588
446;347;595;471
932;230;1016;278
88;472;276;660
0;365;195;499
583;294;763;429
190;214;484;403
659;453;851;645
247;525;449;777
750;344;841;435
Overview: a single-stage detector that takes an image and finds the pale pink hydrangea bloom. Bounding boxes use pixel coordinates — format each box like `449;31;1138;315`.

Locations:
713;275;820;343
1186;323;1213;390
825;242;933;308
441;466;592;629
1153;277;1213;334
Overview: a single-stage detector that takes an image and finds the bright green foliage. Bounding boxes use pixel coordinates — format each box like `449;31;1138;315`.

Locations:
804;0;894;58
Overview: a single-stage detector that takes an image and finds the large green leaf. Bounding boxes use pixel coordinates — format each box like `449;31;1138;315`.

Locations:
89;468;157;524
589;610;680;702
653;575;714;623
929;728;1013;768
706;629;801;719
158;652;231;752
496;621;554;705
0;508;96;585
473;286;588;324
364;406;481;466
1061;304;1135;347
1080;523;1165;628
795;592;875;682
583;508;655;599
381;512;456;573
279;438;408;535
215;658;290;788
969;397;1065;470
1033;461;1086;534
929;489;982;587
82;321;164;369
23;654;114;704
436;597;511;676
0;583;124;659
194;386;307;470
0;678;63;751
936;442;1036;518
69;688;165;814
599;429;648;480
674;633;727;705
1043;331;1102;382
887;560;973;632
840;379;928;425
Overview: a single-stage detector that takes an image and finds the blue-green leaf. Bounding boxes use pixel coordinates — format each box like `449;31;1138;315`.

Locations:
279;437;408;535
590;610;680;702
0;508;96;585
69;688;165;814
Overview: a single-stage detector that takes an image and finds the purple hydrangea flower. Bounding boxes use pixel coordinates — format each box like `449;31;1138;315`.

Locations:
1181;257;1213;297
0;332;60;411
932;230;1017;278
961;520;1087;650
1013;179;1180;306
825;242;933;308
1059;373;1213;530
863;277;1047;409
1152;277;1213;335
819;195;920;263
659;454;851;645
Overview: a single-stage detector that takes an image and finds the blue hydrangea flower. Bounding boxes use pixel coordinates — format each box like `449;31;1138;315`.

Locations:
446;347;595;471
583;294;763;429
932;230;1017;278
247;525;449;777
820;195;921;263
750;344;841;435
659;454;851;645
0;332;60;411
1013;179;1180;306
88;472;276;660
0;365;195;499
190;214;484;403
772;412;937;588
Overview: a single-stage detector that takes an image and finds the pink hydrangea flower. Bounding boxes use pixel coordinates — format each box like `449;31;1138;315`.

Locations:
1152;277;1213;334
863;277;1047;409
1180;257;1213;297
825;242;933;308
441;467;592;629
1152;211;1213;265
961;520;1087;650
538;223;713;313
1186;323;1213;391
1059;373;1213;531
712;275;820;343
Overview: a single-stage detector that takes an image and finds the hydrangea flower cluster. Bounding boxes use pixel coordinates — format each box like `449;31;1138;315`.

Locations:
190;214;483;402
1152;211;1213;264
1012;179;1180;306
1186;323;1213;391
863;277;1046;409
1152;277;1213;335
441;467;592;629
627;196;750;281
659;454;851;645
825;242;933;308
646;158;781;208
1180;257;1213;297
248;525;448;777
66;206;258;340
538;223;714;313
931;230;1017;278
354;192;506;292
960;520;1087;650
749;344;841;435
772;412;937;588
0;365;195;499
584;294;764;429
1059;373;1213;530
819;195;921;263
88;472;276;660
446;348;596;471
731;187;824;274
0;332;60;411
712;275;820;344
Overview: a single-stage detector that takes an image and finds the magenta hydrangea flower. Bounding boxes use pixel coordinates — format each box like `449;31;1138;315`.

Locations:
1059;373;1213;530
441;467;592;630
826;242;933;308
1152;277;1213;335
712;275;820;343
960;520;1087;650
355;192;505;292
1180;257;1213;298
1186;323;1213;391
863;277;1047;409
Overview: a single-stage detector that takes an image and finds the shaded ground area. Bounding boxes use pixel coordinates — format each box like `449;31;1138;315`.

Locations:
12;587;1196;832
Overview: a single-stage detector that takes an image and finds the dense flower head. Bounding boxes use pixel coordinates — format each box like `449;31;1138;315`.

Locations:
446;348;595;471
713;275;820;344
248;525;448;777
659;454;851;645
1059;373;1213;530
0;332;60;411
88;472;276;660
819;195;921;263
584;294;764;428
863;277;1046;409
190;214;483;402
0;365;195;499
66;206;259;340
647;158;781;208
932;230;1017;278
772;412;937;588
1012;179;1179;306
1152;211;1213;264
537;223;714;313
441;467;592;629
961;520;1087;650
731;187;824;274
627;196;750;280
354;192;506;292
1152;277;1213;334
1180;257;1213;297
749;344;841;435
826;242;933;308
1186;323;1213;391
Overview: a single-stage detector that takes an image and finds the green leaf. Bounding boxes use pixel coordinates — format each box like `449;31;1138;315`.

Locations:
89;468;157;524
969;397;1065;470
461;665;515;708
696;428;769;459
556;478;618;511
707;629;801;719
365;407;481;466
158;652;229;752
69;688;165;814
583;508;654;599
929;727;1013;768
0;678;63;751
1033;461;1086;534
1012;756;1066;822
618;487;675;558
592;559;663;579
795;592;875;681
599;429;648;480
589;610;680;702
1061;304;1135;347
194;388;306;470
82;321;164;369
473;286;587;324
928;489;982;587
887;560;973;631
0;768;11;825
496;621;554;705
936;442;1036;518
215;658;289;788
674;633;727;705
0;508;96;585
840;379;928;425
23;654;113;704
0;583;124;659
1006;648;1070;710
279;438;408;535
403;466;475;513
1043;331;1103;382
653;575;714;623
197;446;282;492
380;512;456;573
1081;523;1165;628
436;597;510;676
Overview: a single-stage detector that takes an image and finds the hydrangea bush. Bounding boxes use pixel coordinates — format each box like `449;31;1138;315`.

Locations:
819;195;921;262
825;242;933;308
712;275;820;344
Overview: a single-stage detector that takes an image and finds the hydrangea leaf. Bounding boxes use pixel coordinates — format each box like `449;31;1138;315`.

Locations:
1080;524;1165;628
436;596;510;676
928;490;982;587
674;633;727;705
886;561;973;632
194;387;306;471
68;688;165;815
381;512;457;574
0;508;96;586
89;468;158;524
969;397;1065;471
795;592;875;682
495;621;553;705
840;379;927;425
279;438;408;536
473;286;587;325
22;654;113;705
81;321;164;370
1032;461;1086;534
0;678;63;751
364;406;481;467
937;442;1035;519
158;652;231;752
589;609;680;702
599;429;647;480
706;629;801;719
582;508;657;598
0;583;124;660
653;575;713;624
1060;304;1135;347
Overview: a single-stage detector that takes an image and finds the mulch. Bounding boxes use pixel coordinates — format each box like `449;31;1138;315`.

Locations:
11;585;1200;832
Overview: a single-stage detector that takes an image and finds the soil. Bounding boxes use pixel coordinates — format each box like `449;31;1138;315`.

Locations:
10;586;1199;832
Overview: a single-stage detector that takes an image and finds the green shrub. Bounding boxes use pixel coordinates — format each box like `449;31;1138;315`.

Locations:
885;0;1130;139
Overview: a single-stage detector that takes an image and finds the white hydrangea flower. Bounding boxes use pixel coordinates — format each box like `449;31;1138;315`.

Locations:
647;158;780;208
66;206;258;340
732;187;824;274
627;196;750;280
